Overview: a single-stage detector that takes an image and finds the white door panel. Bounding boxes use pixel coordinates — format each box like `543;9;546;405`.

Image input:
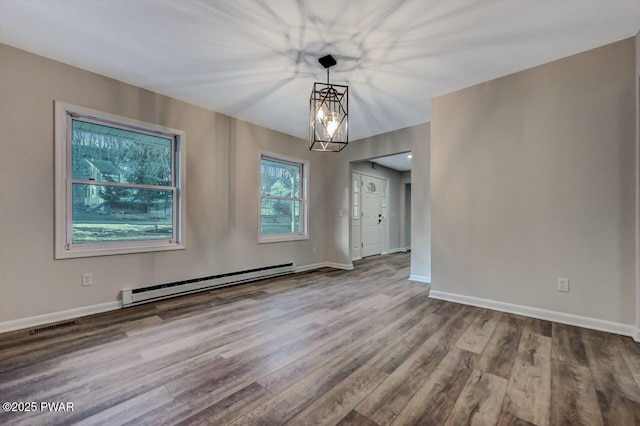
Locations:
362;175;384;257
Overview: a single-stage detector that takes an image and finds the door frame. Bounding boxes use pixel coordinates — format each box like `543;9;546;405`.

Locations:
351;170;390;260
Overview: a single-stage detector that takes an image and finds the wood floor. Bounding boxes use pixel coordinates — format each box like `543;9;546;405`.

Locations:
1;253;640;425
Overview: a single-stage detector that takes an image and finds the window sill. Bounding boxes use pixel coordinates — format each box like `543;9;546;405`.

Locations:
258;234;309;244
55;242;185;259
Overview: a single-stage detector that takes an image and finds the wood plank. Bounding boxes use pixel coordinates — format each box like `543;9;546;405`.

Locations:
337;410;380;426
357;305;480;425
496;412;536;426
234;299;438;424
443;369;508;426
550;357;603;425
525;317;552;337
367;302;463;374
283;292;435;360
501;330;552;426
476;314;526;379
596;389;640;426
74;386;174;426
390;347;477;426
582;328;640;403
229;349;376;425
257;293;436;396
164;351;294;399
620;337;640;389
551;322;589;367
172;382;273;426
286;365;387;426
455;309;502;354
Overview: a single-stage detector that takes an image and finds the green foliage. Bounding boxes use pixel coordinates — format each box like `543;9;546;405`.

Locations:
72;121;173;210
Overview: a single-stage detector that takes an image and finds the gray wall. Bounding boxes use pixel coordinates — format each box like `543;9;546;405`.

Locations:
431;38;636;324
0;43;328;323
400;171;412;249
636;30;640;333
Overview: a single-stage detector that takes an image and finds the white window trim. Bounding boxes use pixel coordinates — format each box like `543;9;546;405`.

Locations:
258;151;309;243
54;101;186;259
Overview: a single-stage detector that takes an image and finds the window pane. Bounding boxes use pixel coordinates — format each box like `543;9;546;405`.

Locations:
261;158;301;198
72;119;172;186
366;182;377;193
260;198;301;235
353;178;360;219
72;184;173;243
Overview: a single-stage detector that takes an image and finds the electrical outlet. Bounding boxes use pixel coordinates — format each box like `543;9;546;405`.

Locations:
82;273;93;287
558;278;569;292
312;246;317;254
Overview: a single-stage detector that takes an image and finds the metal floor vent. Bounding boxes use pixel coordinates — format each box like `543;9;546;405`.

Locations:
30;320;78;335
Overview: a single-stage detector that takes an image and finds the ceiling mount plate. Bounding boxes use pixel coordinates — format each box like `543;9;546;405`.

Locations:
318;54;337;69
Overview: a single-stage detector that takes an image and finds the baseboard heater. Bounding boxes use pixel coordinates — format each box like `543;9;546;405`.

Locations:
121;263;295;307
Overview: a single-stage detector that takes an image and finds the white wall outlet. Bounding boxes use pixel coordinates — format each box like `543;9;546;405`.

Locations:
82;273;93;287
312;246;317;254
558;278;569;292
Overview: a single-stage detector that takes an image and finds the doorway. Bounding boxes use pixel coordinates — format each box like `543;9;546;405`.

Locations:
351;152;411;261
361;174;388;257
352;172;389;259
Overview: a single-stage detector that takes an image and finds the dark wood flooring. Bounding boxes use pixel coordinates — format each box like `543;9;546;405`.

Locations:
1;253;640;425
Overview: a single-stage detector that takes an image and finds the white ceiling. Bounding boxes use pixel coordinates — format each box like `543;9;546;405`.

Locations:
1;0;639;141
370;153;412;172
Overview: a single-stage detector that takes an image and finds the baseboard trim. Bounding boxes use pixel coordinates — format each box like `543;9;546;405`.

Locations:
387;247;411;254
326;262;354;271
295;262;354;272
409;274;431;284
429;290;638;339
0;301;122;334
294;263;328;273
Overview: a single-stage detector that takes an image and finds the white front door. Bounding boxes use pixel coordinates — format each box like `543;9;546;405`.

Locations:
362;175;388;257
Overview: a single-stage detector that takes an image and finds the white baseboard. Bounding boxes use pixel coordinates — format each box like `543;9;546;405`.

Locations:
409;274;431;284
352;256;362;262
387;247;411;254
326;262;354;271
295;262;354;272
0;301;122;334
294;263;329;273
429;290;639;339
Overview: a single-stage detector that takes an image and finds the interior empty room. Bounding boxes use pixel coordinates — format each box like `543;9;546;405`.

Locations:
1;1;640;425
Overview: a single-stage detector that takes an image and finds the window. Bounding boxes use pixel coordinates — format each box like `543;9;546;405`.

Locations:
55;102;186;258
259;153;308;242
381;180;388;219
353;177;360;220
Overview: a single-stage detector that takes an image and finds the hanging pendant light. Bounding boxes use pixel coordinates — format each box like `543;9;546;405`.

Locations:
309;55;349;152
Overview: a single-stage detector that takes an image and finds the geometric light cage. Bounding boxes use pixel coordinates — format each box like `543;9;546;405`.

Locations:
309;82;349;152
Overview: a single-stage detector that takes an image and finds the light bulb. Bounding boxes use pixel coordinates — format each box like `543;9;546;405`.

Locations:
325;112;339;138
